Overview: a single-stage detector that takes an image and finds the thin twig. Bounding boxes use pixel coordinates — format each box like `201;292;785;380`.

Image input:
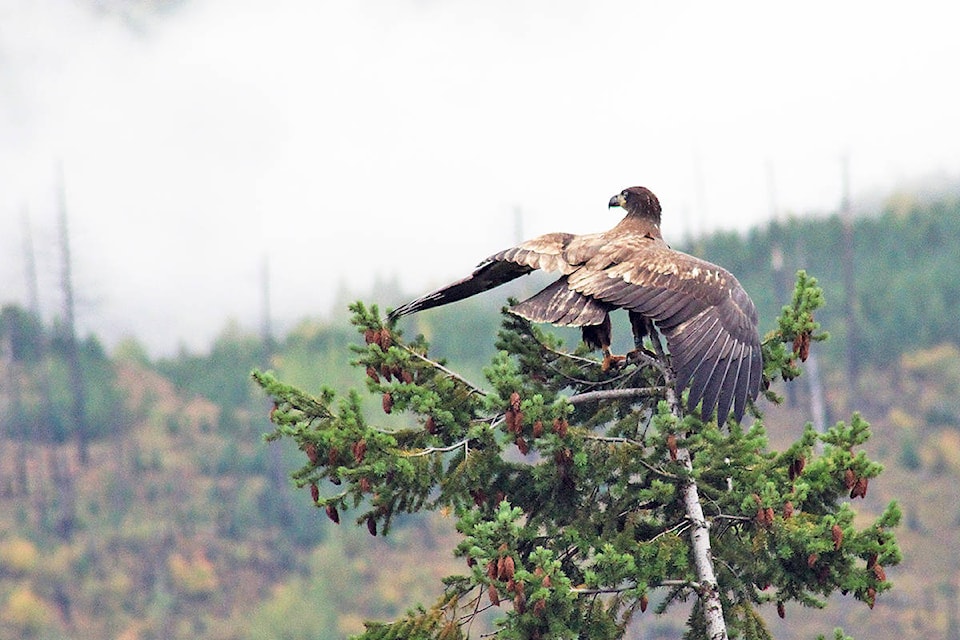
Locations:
529;331;599;366
401;343;487;396
583;435;678;478
542;359;604;386
650;518;691;542
399;438;470;457
584;435;643;446
713;514;753;523
570;580;699;596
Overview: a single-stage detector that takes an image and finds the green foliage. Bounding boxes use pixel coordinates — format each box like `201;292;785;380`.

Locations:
157;320;266;416
0;305;45;362
254;273;901;639
0;307;127;445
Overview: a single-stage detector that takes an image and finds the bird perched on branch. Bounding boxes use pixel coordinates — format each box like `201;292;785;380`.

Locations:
389;186;762;424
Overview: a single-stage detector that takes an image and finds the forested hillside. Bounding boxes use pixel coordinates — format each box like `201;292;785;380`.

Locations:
1;190;959;639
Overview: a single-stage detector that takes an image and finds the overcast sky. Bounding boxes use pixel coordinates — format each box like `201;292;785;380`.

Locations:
2;0;958;355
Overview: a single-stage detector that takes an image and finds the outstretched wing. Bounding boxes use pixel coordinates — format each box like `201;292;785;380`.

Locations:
567;236;762;423
388;231;602;319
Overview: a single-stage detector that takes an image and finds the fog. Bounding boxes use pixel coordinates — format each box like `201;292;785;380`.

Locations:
2;0;958;355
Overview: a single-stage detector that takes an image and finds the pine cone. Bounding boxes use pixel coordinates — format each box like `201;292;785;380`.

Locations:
352;439;367;464
793;330;811;361
325;504;340;524
552;418;568;438
832;524;844;550
513;592;526;613
873;563;886;582
533;598;546;616
667;434;678;461
515;436;529;455
843;468;857;490
501;555;515;581
382;392;393;414
851;476;868;499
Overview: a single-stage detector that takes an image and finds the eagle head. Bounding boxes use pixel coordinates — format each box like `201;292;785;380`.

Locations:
609;186;662;219
609;187;660;218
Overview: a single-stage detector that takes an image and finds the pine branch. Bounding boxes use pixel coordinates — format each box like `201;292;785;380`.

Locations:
567;386;668;405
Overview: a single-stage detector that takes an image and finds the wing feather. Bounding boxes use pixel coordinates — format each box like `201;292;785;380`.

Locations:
683;329;727;409
699;341;736;421
732;344;754;423
715;342;745;424
671;314;720;380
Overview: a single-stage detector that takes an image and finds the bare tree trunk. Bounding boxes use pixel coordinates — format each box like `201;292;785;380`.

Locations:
806;350;828;445
659;345;728;640
56;164;89;466
260;254;295;526
21;208;56;529
840;157;859;389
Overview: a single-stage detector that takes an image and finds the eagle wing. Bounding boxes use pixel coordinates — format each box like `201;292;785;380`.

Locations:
388;231;597;319
562;235;762;423
389;228;762;424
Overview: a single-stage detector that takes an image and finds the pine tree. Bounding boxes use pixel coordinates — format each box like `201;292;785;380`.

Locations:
253;271;900;639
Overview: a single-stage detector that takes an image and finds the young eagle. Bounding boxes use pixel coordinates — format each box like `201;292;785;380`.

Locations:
389;186;762;424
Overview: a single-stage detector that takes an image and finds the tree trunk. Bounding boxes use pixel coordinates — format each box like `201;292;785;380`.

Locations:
666;379;728;640
56;165;89;465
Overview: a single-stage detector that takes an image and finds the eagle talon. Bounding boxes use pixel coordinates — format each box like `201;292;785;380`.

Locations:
626;348;656;363
602;349;626;372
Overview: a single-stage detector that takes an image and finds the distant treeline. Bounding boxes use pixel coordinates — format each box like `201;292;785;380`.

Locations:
4;190;958;437
692;193;960;369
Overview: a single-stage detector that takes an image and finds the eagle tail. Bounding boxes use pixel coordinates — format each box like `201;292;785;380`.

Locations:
509;277;610;327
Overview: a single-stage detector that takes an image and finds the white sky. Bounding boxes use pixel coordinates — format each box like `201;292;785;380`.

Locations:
2;0;959;355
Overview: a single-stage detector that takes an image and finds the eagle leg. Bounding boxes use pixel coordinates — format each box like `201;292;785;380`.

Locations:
625;312;659;364
582;314;625;371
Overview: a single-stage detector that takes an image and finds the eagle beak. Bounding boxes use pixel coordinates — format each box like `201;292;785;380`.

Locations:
608;193;626;209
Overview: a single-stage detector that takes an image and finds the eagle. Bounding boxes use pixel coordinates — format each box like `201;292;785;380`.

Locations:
389;186;762;424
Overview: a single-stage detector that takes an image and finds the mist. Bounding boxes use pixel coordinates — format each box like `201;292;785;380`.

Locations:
2;0;958;355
